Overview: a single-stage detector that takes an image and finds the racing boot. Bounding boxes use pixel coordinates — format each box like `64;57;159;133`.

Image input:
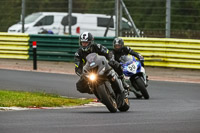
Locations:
124;89;129;98
120;76;129;98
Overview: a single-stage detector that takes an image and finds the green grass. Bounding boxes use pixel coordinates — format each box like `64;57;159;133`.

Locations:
0;90;93;107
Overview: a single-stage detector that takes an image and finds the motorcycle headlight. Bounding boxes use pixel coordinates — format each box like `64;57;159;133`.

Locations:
89;73;96;81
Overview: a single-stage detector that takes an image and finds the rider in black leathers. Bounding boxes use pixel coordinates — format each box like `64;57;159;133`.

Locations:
74;32;127;96
110;38;144;66
110;37;147;98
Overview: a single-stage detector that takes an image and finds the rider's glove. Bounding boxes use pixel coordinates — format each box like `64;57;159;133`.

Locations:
138;54;144;60
138;54;145;67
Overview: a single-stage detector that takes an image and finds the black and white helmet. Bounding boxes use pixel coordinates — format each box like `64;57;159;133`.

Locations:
79;32;94;52
113;38;124;52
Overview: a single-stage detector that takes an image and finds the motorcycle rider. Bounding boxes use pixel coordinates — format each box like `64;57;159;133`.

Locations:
74;32;128;97
110;37;148;98
111;37;145;66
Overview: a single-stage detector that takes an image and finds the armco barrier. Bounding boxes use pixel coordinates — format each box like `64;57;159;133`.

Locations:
29;34;114;62
1;32;199;70
29;34;79;62
122;37;200;69
0;32;30;59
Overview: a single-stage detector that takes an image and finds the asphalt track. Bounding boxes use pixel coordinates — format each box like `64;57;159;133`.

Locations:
0;69;200;133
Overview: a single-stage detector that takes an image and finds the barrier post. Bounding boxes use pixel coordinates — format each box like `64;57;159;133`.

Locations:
32;41;37;70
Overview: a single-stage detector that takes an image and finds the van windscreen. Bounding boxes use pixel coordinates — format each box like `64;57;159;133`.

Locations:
97;17;114;28
19;13;42;24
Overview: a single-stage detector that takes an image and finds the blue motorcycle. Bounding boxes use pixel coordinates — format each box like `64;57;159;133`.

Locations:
120;55;149;99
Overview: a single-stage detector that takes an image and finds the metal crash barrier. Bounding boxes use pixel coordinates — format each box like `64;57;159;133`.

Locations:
0;32;114;62
29;34;79;62
0;32;30;59
122;37;200;69
0;32;199;69
29;34;114;62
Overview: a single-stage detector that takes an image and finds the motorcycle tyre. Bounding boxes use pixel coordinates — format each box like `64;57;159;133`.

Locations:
135;77;150;99
118;97;130;112
96;83;118;113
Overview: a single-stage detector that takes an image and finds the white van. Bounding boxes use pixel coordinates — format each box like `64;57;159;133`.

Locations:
7;12;132;37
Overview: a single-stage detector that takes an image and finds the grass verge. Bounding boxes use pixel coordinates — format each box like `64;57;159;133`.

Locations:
0;90;93;108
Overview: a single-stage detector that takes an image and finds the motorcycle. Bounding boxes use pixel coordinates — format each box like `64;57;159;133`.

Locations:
120;55;149;99
82;53;130;113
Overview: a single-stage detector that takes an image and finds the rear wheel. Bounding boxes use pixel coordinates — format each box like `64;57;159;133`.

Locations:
96;83;118;113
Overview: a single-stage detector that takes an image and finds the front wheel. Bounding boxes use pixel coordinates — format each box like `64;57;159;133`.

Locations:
118;97;130;112
132;77;150;99
95;83;118;113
